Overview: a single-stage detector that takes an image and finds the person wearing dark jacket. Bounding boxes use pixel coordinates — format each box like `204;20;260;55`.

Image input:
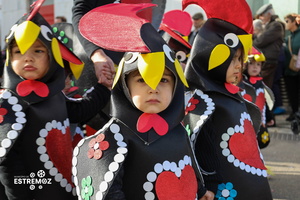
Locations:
253;3;284;89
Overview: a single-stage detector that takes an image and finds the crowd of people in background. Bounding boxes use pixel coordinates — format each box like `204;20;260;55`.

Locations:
0;0;300;199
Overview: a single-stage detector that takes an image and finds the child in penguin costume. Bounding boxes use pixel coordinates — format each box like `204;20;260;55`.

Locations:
182;0;273;199
243;46;275;149
72;3;214;200
0;0;111;199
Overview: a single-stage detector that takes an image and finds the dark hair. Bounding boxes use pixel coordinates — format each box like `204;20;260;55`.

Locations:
285;14;300;27
55;16;67;22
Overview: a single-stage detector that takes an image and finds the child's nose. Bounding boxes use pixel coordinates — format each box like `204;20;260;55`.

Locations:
24;52;34;62
148;87;159;93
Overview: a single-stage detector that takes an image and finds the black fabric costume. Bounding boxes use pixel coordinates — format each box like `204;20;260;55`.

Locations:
0;4;110;200
182;0;273;199
72;3;206;200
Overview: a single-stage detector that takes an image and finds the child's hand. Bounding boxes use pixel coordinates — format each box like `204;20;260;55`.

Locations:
292;14;300;24
199;190;215;200
91;49;116;89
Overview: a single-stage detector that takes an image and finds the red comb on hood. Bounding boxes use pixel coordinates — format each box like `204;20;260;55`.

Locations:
182;0;253;34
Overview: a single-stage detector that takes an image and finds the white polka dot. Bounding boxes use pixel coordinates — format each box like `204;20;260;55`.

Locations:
51;120;57;129
154;163;163;174
220;141;228;149
1;139;12;148
45;122;52;131
44;161;53;169
73;176;78;186
39;129;48;137
227;155;235;163
245;165;251;172
143;182;153;192
99;181;108;192
55;173;63;182
117;147;127;154
104;171;114;182
147;172;157;182
114;154;125;163
163;161;171;171
7;130;18;139
36;138;45;146
262;170;267;177
37;146;47;154
65;184;72;192
184;155;191;165
179;160;185;169
73;147;79;156
49;167;58;176
40;154;49;162
110;124;120;133
240;126;244;133
8;96;18;104
190;134;195;142
117;141;127;147
96;191;103;200
256;169;262;176
234;125;240;133
57;122;62;130
222;189;230;197
240;162;245;170
227;127;234;135
221;133;230;141
0;147;7;157
114;133;123;141
170;162;177;172
72;157;78;166
175;168;182;177
72;166;77;176
16;117;26;124
2;91;11;99
12;123;22;131
222;149;230;156
12;104;22;112
77;139;84;147
109;162;119;172
193;127;199;134
233;159;240;167
15;112;25;117
251;167;256;175
145;191;155;200
60;178;67;187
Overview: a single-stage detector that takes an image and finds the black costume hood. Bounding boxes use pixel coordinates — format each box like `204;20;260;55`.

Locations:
79;3;189;143
183;0;253;94
3;0;83;104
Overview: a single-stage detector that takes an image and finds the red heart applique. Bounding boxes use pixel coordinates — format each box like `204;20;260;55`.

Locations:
45;127;74;186
255;92;265;113
156;165;197;200
225;83;242;94
16;80;49;97
229;119;266;169
137;113;169;136
242;93;253;102
0;107;8;123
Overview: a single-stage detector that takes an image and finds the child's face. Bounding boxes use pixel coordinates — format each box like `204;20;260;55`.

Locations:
247;59;262;77
226;48;242;85
127;68;175;114
11;39;49;80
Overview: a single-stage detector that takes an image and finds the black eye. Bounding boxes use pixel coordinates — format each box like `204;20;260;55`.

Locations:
124;52;138;64
163;44;175;62
40;25;53;41
224;33;239;48
176;51;187;62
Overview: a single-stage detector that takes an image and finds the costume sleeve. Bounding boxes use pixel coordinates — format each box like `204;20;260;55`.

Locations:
72;0;116;59
253;21;283;48
194;117;222;194
66;83;110;124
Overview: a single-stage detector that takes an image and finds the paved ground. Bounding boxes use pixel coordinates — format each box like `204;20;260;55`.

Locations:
261;113;300;200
